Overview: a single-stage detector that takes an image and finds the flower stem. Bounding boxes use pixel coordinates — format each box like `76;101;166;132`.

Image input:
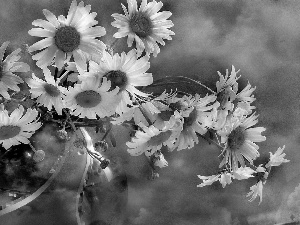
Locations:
63;108;80;137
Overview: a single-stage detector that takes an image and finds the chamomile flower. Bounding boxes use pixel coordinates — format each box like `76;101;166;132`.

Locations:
63;77;120;119
0;42;30;99
247;180;264;204
111;0;174;57
247;165;269;204
232;166;255;180
0;105;41;149
28;0;106;71
27;68;67;115
171;94;217;151
212;66;241;130
265;145;290;168
236;82;256;114
79;49;153;114
197;166;255;188
146;150;168;168
197;171;232;188
197;174;220;187
218;113;266;171
149;91;184;129
112;101;160;126
126;120;179;156
216;65;240;110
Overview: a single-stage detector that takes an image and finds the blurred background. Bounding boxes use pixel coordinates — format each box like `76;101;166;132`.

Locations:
1;0;300;224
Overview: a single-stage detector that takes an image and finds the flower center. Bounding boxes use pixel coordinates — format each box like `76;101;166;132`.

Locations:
103;70;127;91
54;26;80;53
169;102;183;111
44;84;60;97
75;90;101;108
129;12;152;38
183;108;197;128
158;110;173;121
227;126;246;151
0;125;21;140
149;130;172;147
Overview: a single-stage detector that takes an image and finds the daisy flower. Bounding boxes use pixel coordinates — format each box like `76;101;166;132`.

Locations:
236;82;256;114
170;94;217;151
197;171;232;188
63;76;120;119
0;105;41;149
197;166;255;188
149;91;185;129
126;119;179;156
79;49;153;114
232;166;255;180
27;68;67;115
146;150;168;168
216;65;240;110
247;165;269;204
0;41;30;99
265;145;290;168
28;0;106;71
197;174;220;187
218;113;266;171
247;180;264;204
212;66;241;130
111;0;175;57
112;101;160;126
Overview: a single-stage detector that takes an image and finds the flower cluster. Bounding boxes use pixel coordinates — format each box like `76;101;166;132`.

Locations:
0;0;290;210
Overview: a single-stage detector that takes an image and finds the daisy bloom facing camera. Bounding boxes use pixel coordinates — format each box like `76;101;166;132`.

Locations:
218;113;266;171
111;0;175;57
80;49;153;114
28;0;106;71
63;76;120;119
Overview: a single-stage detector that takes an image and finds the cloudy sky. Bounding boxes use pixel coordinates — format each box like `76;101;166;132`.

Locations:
1;0;300;224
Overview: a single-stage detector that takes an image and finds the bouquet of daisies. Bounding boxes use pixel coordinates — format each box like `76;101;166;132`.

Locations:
0;0;290;216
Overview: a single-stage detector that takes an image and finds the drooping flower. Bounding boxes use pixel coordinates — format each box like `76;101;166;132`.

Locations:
28;0;106;71
146;150;168;168
246;165;268;204
265;145;290;168
0;42;30;99
247;180;264;205
218;113;266;171
27;68;67;115
0;105;41;149
111;0;174;57
63;76;120;119
79;49;153;114
219;172;233;188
